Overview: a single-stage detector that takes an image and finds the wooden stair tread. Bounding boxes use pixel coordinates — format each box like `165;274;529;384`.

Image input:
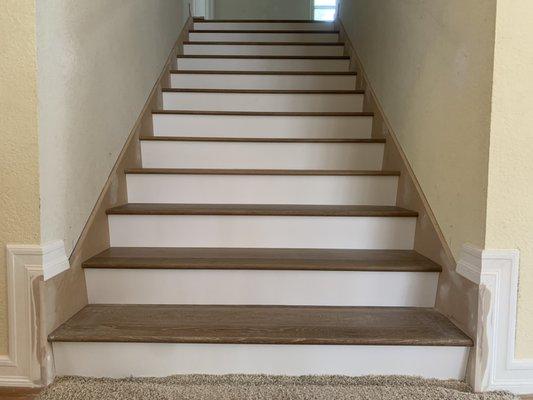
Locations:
48;304;473;346
153;110;373;116
124;168;400;176
177;54;349;59
170;70;356;75
106;204;418;217
161;88;364;94
139;136;384;143
82;247;442;272
189;30;340;34
183;41;344;46
194;19;334;23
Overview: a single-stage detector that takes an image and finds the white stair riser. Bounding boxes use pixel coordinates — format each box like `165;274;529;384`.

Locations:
162;92;363;112
152;114;373;138
183;44;344;56
189;32;339;42
108;215;416;249
52;342;469;379
140;141;384;170
193;22;335;31
171;73;357;90
126;175;398;206
85;269;438;307
176;57;350;71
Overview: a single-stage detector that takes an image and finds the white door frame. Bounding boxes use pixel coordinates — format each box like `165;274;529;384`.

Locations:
193;0;215;19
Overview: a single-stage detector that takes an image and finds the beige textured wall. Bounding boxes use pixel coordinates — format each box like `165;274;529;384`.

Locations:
338;0;496;261
485;0;533;358
0;0;41;355
37;0;190;255
214;0;311;20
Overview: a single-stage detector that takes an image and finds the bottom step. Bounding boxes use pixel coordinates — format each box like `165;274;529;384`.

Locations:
50;305;472;379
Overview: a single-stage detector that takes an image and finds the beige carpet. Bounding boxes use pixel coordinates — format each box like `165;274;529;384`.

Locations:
37;375;518;400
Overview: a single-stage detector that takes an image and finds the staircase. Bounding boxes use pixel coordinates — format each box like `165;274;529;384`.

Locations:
49;19;473;379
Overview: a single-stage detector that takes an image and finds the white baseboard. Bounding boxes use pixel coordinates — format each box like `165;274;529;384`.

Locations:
456;243;483;284
41;240;69;281
0;241;69;387
456;244;533;394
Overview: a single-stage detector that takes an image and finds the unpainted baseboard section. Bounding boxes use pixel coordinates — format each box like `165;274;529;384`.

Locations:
457;244;533;394
39;15;195;383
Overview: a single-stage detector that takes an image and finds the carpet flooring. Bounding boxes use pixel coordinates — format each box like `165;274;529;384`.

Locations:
37;375;518;400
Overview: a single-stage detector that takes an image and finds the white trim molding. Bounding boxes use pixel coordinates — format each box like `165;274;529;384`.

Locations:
0;241;68;387
41;240;69;281
457;244;533;394
456;244;483;284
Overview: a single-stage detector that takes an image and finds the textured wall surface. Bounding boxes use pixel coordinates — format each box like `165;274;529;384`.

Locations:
0;0;41;355
37;0;190;255
338;0;496;261
485;0;533;358
214;0;311;20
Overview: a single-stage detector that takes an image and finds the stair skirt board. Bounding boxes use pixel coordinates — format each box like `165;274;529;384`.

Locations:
52;342;469;379
170;73;357;90
188;32;340;43
125;174;399;206
183;44;345;57
108;215;417;249
176;57;350;72
151;114;373;138
140;141;384;170
193;22;336;31
161;91;364;113
85;268;439;307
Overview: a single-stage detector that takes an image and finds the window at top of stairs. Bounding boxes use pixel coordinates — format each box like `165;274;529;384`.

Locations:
313;0;337;21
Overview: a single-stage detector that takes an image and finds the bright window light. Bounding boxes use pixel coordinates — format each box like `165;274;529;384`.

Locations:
313;0;337;21
315;0;336;6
